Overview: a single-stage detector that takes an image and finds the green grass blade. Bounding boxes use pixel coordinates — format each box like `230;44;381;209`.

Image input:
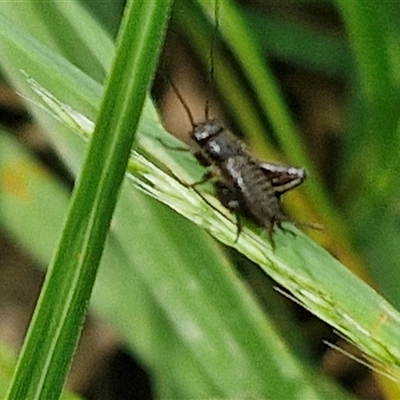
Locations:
244;10;350;78
5;1;171;399
0;11;100;120
0;340;80;400
335;1;400;309
0;1;113;83
338;1;399;201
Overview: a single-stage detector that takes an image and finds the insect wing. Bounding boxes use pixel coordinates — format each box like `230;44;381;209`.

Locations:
259;162;306;196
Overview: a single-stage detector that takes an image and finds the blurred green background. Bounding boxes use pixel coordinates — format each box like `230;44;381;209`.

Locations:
1;0;400;399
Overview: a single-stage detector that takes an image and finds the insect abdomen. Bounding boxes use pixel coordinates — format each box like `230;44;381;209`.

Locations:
222;156;286;230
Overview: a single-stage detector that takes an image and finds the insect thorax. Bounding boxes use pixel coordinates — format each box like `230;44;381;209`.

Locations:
192;119;245;164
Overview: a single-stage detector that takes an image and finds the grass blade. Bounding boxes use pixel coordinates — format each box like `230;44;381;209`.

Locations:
5;1;171;398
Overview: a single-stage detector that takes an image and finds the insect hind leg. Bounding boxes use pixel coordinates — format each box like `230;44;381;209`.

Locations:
278;218;324;234
276;219;296;237
215;181;243;242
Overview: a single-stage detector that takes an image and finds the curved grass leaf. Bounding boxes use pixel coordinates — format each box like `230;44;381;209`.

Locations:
28;72;400;383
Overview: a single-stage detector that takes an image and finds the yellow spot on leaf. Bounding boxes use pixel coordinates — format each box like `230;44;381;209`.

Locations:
0;161;49;201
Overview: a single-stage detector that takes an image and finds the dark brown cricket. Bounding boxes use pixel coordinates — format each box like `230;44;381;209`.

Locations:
190;118;306;241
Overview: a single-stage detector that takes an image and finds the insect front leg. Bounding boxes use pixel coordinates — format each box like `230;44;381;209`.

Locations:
156;137;189;152
189;170;215;188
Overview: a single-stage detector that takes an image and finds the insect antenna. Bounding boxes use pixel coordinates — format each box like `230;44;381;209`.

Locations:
204;0;220;122
166;73;196;129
